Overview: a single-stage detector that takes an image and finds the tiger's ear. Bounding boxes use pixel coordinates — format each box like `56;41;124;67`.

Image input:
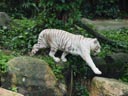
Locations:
93;38;98;44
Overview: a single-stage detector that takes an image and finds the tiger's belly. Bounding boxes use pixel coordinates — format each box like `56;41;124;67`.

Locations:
65;47;80;55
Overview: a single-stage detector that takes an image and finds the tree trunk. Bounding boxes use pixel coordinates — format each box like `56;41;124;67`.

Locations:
76;20;127;50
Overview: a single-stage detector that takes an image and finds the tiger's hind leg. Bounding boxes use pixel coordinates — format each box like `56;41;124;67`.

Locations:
30;43;46;56
61;52;68;62
49;47;60;62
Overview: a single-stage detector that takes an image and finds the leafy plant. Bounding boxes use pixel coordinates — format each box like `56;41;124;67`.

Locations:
99;28;128;50
74;82;89;96
10;86;18;92
83;0;121;19
1;0;39;18
120;63;128;83
0;18;38;53
0;50;13;74
35;0;83;31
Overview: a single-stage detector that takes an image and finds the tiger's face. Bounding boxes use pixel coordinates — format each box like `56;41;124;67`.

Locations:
90;38;101;56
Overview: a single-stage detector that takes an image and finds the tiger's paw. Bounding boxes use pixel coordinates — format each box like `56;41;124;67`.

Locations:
54;57;60;62
30;49;38;56
30;51;35;56
61;58;67;62
94;68;102;75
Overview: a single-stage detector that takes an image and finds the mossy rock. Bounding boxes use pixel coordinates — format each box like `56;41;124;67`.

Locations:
90;77;128;96
2;56;65;96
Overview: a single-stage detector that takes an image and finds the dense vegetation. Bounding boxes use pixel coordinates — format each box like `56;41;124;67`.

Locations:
0;0;128;95
1;0;128;19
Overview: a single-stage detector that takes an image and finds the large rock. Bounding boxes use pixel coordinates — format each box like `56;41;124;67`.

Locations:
90;77;128;96
1;56;66;96
0;87;24;96
90;53;128;78
105;52;128;65
0;12;11;28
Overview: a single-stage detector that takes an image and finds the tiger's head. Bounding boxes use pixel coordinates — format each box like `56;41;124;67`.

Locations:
90;38;101;56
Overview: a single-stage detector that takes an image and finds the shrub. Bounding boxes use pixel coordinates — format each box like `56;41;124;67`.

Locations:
0;50;13;74
83;0;121;19
74;82;89;96
0;18;38;53
120;65;128;83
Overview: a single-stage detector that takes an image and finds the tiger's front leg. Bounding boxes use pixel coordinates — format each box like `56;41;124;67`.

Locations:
49;47;60;62
81;53;102;75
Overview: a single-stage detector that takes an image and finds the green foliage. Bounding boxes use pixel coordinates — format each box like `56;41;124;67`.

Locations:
0;0;83;20
120;63;128;83
68;56;89;77
96;28;128;57
1;0;128;19
69;57;90;96
0;50;13;74
101;28;128;42
83;0;121;19
98;44;112;57
74;82;89;96
0;0;39;18
10;86;18;92
96;0;119;18
36;0;83;31
99;28;128;49
0;18;37;53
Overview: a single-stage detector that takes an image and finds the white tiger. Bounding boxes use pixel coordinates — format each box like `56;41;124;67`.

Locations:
31;29;102;74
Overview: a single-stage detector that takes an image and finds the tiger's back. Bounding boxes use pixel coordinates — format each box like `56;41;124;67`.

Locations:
38;29;83;52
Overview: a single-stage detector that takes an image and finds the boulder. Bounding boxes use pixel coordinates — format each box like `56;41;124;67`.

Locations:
0;12;11;28
90;77;128;96
0;87;24;96
1;56;66;96
90;53;128;78
105;52;128;65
